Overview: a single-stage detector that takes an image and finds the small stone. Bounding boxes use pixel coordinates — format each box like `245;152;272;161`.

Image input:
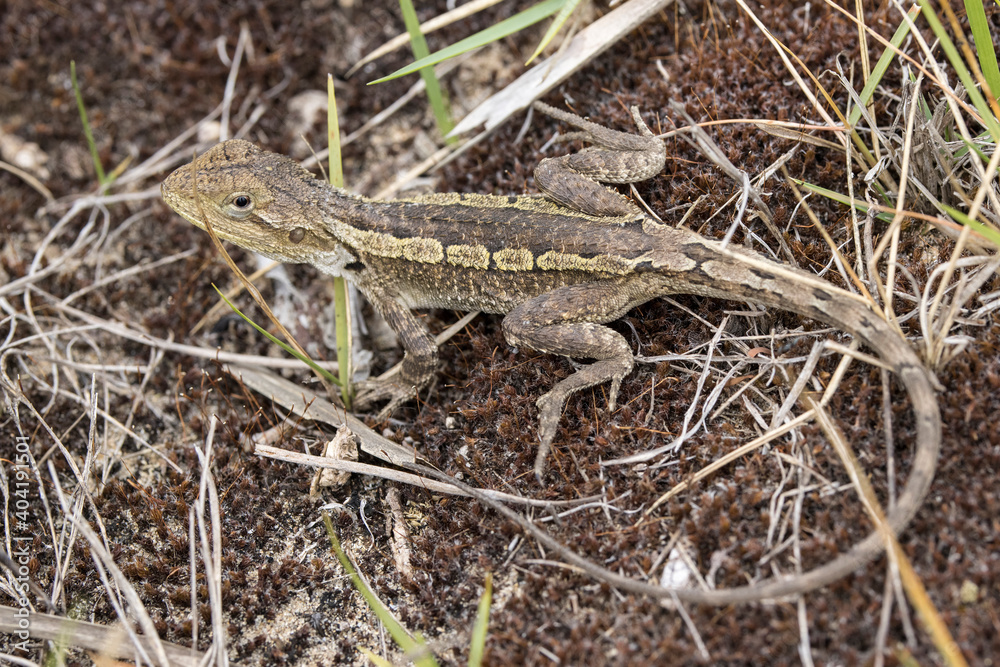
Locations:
959;579;979;604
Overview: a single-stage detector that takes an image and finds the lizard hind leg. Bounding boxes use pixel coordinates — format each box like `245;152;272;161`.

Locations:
502;284;639;480
531;349;632;478
532;101;666;218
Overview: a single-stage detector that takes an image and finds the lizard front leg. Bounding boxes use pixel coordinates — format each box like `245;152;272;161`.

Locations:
502;281;642;479
353;281;438;417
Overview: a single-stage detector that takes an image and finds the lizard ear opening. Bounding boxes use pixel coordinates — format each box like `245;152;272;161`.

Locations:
223;192;255;219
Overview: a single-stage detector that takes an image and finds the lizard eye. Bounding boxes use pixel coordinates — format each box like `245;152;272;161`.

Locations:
225;193;254;218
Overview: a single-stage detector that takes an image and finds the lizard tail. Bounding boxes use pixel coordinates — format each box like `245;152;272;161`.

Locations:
651;232;942;603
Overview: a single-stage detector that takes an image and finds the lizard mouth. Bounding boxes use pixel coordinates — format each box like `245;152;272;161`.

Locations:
160;167;213;232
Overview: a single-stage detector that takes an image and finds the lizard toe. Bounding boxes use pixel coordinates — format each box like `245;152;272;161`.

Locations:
354;379;417;415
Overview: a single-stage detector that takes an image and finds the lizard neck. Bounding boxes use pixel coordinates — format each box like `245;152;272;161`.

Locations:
257;181;367;278
312;188;451;273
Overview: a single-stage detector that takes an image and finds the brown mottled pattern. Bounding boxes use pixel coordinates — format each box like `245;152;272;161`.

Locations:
349;196;652;265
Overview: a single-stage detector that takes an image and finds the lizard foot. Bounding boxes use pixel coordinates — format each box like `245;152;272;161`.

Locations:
532;359;632;482
353;379;418;420
533;390;563;483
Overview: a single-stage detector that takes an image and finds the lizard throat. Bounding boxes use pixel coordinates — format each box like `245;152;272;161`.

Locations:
307;244;361;278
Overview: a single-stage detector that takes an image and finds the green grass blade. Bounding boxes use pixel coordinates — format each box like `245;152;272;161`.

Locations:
964;0;1000;102
917;0;1000;140
327;74;353;407
332;277;352;406
333;277;354;408
370;0;566;84
945;128;994;159
323;513;439;667
467;572;492;667
847;5;920;128
792;178;895;222
524;0;582;65
397;0;455;140
360;648;395;667
942;204;1000;248
962;133;990;163
327;74;345;189
70;60;108;186
213;287;341;387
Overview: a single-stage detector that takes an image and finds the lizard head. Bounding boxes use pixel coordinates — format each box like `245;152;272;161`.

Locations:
161;139;342;265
